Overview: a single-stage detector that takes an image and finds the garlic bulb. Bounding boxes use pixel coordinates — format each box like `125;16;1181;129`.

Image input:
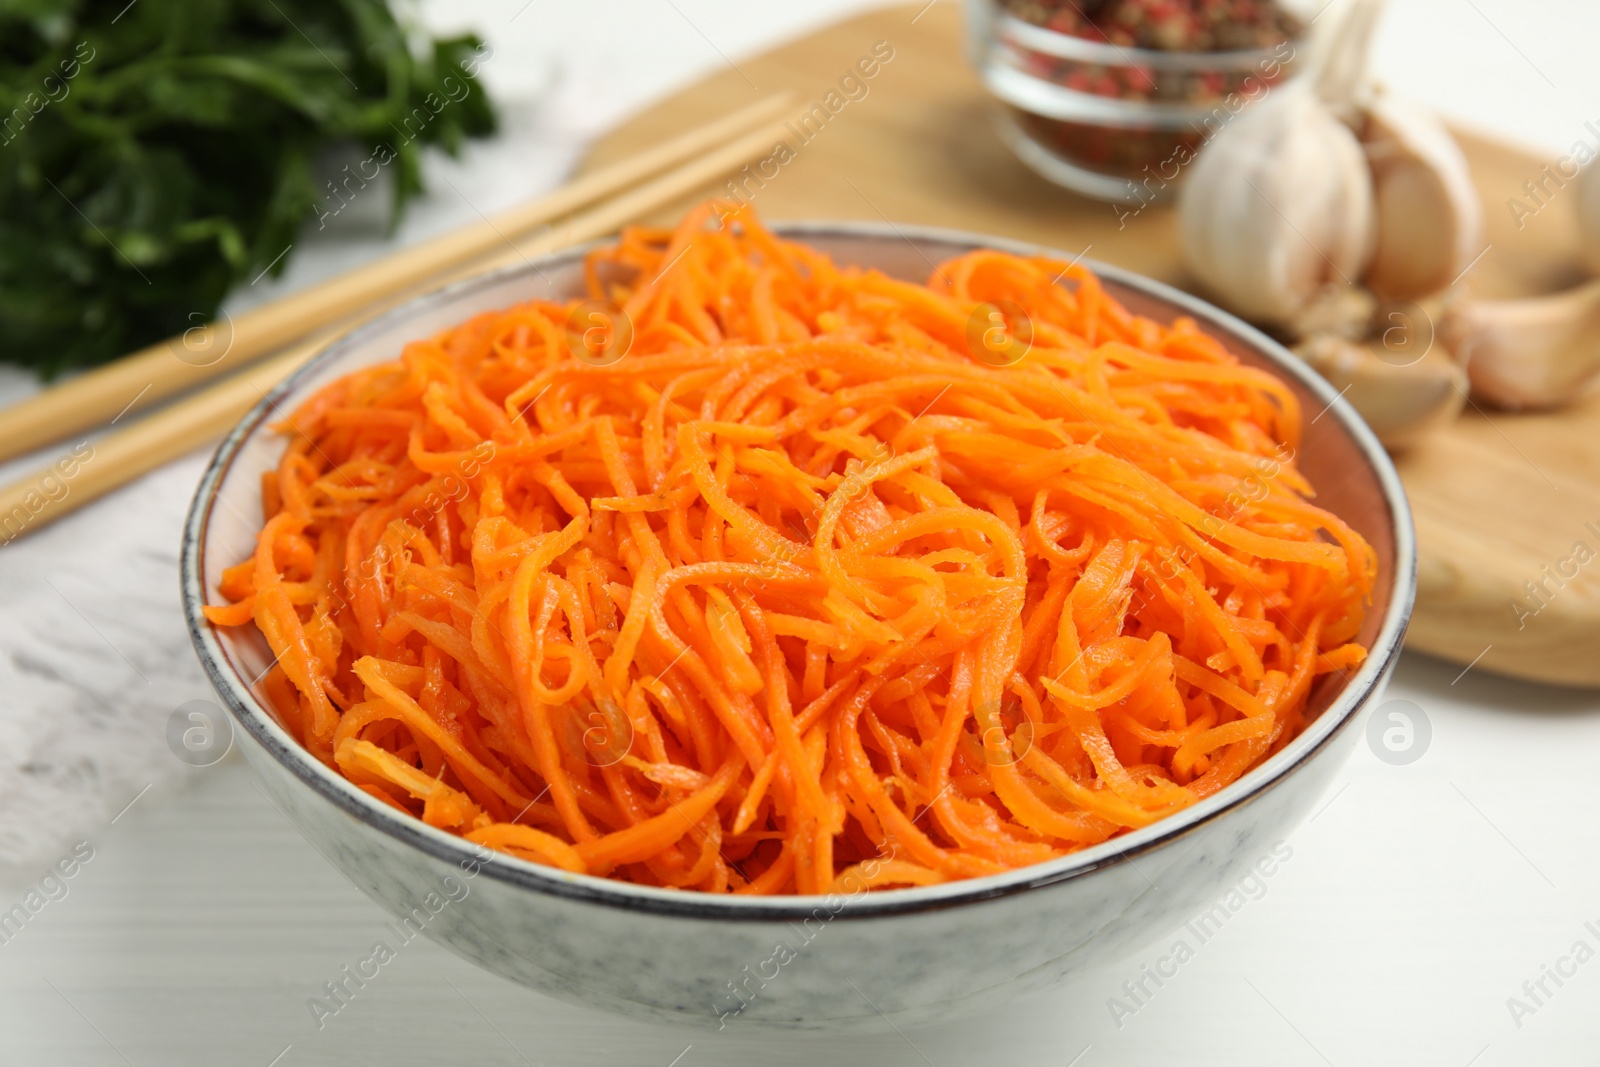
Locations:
1179;85;1375;325
1577;162;1600;276
1441;279;1600;409
1178;0;1388;326
1361;95;1483;300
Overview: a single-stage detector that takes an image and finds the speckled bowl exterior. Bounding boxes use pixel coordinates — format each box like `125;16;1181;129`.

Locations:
182;223;1416;1031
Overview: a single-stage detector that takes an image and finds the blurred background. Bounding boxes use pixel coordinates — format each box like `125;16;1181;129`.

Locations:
215;0;1600;320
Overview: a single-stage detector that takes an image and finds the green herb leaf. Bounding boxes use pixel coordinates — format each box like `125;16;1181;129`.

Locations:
0;0;497;376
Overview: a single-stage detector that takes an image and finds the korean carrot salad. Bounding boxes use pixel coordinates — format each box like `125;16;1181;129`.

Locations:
206;202;1372;895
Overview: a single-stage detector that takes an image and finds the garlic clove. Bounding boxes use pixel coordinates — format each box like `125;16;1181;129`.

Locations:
1576;162;1600;276
1293;333;1466;448
1179;83;1376;326
1360;95;1484;301
1440;279;1600;409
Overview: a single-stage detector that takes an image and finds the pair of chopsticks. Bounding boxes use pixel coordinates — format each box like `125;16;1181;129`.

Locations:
0;94;795;543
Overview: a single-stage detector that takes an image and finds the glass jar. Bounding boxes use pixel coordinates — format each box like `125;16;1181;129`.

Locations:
966;0;1306;204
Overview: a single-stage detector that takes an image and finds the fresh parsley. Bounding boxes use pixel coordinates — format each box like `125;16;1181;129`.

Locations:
0;0;496;375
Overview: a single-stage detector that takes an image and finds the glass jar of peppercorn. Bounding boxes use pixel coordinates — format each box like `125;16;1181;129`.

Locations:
966;0;1307;204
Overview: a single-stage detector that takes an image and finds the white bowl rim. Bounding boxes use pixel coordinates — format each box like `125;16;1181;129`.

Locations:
181;219;1416;922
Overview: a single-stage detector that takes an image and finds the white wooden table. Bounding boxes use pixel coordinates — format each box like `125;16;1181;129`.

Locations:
3;2;1599;1063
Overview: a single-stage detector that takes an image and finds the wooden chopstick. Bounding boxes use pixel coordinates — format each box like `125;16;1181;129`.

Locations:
0;93;793;466
0;342;326;548
0;110;795;544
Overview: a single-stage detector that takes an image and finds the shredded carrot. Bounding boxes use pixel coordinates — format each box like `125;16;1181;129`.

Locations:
205;202;1373;894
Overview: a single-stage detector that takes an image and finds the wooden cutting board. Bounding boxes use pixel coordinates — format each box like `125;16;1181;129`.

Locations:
580;3;1600;688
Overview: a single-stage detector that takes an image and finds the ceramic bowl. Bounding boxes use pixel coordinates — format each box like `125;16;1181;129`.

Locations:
182;222;1415;1031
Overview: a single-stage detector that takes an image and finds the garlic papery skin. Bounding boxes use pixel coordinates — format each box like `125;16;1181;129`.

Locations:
1305;0;1387;122
1361;95;1483;300
1179;83;1376;326
1441;278;1600;409
1293;333;1466;449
